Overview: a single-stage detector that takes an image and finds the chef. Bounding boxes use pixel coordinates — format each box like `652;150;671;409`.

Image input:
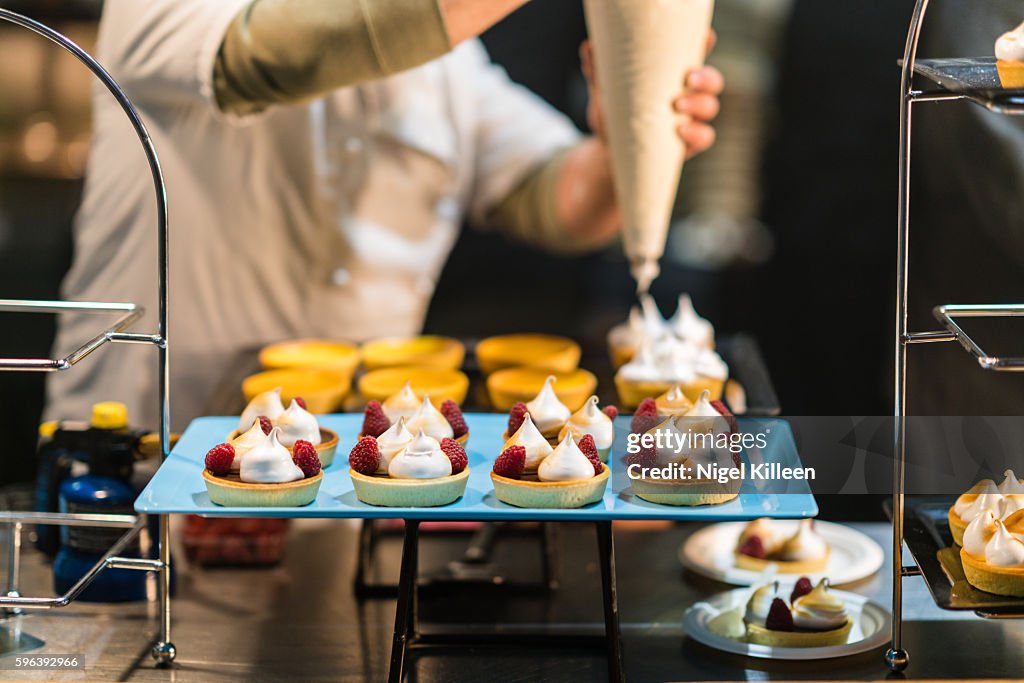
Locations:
45;0;723;429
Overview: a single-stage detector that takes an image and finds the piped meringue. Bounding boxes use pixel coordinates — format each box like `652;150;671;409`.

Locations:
526;376;572;437
671;294;714;349
275;399;321;447
559;396;614;451
504;413;554;470
964;509;999;557
655;385;693;416
998;469;1024;495
239;428;304;483
985;522;1024;567
405;396;454;440
538;433;597;482
229;420;267;472
996;22;1024;62
376;417;414;474
776;519;829;562
388;431;452;479
792;579;848;630
239;388;285;433
382;382;421;423
745;582;781;626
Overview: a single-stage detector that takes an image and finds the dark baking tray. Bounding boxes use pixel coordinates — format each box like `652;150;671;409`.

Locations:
903;496;1024;616
912;57;1024;114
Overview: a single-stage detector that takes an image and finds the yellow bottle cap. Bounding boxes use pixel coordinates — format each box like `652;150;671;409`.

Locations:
38;420;60;440
91;401;128;430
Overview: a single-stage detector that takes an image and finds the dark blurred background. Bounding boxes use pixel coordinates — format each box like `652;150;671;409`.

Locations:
0;0;937;487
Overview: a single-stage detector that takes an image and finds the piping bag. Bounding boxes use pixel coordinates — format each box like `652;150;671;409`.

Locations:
584;0;715;295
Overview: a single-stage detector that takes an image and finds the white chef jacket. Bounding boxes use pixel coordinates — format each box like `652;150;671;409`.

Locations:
45;0;581;430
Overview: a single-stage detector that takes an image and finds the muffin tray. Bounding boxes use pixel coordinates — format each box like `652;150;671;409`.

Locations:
135;414;817;521
903;497;1024;615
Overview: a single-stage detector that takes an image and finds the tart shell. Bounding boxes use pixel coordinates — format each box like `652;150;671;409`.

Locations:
203;469;322;507
630;475;740;507
733;549;831;574
744;618;852;648
491;465;610;509
614;375;724;410
960;547;1024;597
948;505;968;547
350;468;470;507
997;59;1024;88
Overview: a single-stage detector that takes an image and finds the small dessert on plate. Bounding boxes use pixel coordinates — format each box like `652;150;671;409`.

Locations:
491;433;609;509
626;391;741;506
743;578;853;647
996;22;1024;88
360;381;469;445
959;508;1024;597
734;518;830;573
347;430;470;507
947;469;1024;546
608;293;715;368
233;388;339;466
504;379;616;447
203;428;322;507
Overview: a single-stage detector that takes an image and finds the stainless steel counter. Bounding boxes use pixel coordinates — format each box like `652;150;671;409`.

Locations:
1;519;1022;681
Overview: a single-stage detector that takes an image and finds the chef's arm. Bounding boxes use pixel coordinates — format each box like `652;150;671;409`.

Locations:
487;138;621;254
214;0;528;115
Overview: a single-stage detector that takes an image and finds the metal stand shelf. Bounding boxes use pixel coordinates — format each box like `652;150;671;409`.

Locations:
889;0;1024;672
0;9;176;667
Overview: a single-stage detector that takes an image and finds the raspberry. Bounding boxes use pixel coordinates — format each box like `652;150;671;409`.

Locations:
765;598;795;631
711;400;739;433
258;415;273;435
507;402;528;435
493;445;526;479
348;436;381;475
440;400;468;438
577;434;603;475
737;535;766;559
790;577;814;603
625;446;656;470
294;396;307;410
204;443;235;475
630;398;659;433
440;437;468;474
601;405;619;420
361;400;391;438
291;439;322;478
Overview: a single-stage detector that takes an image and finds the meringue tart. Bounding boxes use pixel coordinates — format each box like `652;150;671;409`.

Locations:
229;427;339;468
487;367;596;412
959;510;1024;597
350;468;470;508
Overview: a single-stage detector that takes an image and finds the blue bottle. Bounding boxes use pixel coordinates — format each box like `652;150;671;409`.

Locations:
53;402;147;602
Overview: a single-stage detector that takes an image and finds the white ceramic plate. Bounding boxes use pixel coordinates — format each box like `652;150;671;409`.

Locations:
679;520;884;586
683;586;891;660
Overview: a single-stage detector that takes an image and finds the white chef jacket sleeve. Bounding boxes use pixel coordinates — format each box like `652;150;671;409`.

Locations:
463;41;583;228
97;0;253;121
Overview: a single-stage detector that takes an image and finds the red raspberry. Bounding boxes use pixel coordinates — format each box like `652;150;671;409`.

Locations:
204;443;235;475
440;400;468;438
492;445;526;479
790;577;814;603
294;396;307;410
361;400;391;438
348;436;381;475
737;535;766;559
292;440;321;478
577;434;603;475
711;400;739;433
625;446;656;470
507;402;528;435
601;405;619;420
765;598;795;631
630;398;659;433
258;415;273;435
440;437;468;474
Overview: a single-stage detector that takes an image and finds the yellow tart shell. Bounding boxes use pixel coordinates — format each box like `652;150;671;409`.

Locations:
491;465;609;509
360;336;465;371
630;475;740;507
358;366;469;406
733;548;831;574
960;547;1024;597
614;375;724;410
475;334;581;375
258;339;360;376
997;59;1024;88
242;368;350;413
744;618;853;648
486;367;597;412
203;469;322;507
350;468;470;507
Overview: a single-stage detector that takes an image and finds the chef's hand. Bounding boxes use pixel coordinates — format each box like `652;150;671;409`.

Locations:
580;30;722;159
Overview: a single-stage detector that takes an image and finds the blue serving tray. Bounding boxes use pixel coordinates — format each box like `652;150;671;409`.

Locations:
135;414;817;521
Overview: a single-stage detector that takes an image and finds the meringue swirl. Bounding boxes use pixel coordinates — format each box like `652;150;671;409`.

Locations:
375;417;414;474
239;428;304;484
504;413;554;470
382;381;421;423
275;399;321;447
537;433;596;482
388;431;452;479
792;579;848;630
559;396;614;450
239;387;285;433
405;396;454;440
229;419;268;472
526;376;572;437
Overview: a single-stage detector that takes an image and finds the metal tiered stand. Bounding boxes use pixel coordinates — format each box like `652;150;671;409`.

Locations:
0;10;176;666
889;0;1024;672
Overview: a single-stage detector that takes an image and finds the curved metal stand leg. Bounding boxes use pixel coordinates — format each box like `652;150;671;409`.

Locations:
388;520;420;683
151;514;176;666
